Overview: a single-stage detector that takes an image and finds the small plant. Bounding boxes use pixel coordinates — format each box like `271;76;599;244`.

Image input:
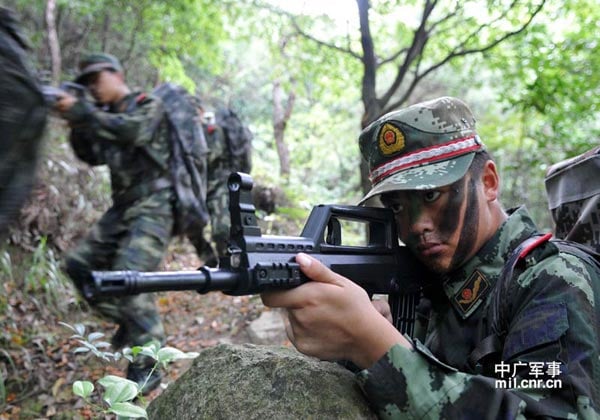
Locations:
2;238;76;318
1;250;13;284
61;322;199;419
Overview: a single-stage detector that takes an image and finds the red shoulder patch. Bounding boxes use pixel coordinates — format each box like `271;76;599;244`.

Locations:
518;233;553;259
135;93;148;103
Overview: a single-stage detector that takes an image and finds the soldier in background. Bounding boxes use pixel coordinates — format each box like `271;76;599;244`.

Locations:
188;97;232;267
545;145;600;254
0;7;48;234
262;97;600;418
54;53;173;394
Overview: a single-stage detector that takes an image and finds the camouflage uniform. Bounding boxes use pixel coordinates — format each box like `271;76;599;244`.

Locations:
357;207;599;418
187;108;231;265
202;122;230;258
63;85;172;349
0;8;47;233
356;97;599;418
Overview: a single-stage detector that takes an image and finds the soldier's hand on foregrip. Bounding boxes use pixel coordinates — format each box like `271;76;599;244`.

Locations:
261;253;408;369
55;92;77;113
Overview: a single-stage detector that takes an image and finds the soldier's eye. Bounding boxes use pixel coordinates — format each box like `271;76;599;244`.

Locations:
389;203;404;214
423;191;441;203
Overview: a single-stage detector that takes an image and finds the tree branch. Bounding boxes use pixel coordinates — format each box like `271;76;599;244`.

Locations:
383;0;546;113
289;18;361;59
421;0;546;81
379;0;438;107
253;0;361;59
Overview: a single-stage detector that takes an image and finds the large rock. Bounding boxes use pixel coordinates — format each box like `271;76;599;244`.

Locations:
246;309;288;345
148;343;377;419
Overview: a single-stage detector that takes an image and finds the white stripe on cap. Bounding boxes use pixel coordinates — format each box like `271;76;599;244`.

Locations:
370;135;482;184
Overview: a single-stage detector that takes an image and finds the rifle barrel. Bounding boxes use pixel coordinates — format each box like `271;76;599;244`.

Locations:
89;267;239;297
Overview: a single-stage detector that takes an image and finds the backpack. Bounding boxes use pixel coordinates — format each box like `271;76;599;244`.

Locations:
215;108;253;174
544;145;600;254
152;83;209;235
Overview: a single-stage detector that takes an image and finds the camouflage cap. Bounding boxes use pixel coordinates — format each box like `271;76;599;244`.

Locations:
358;96;485;204
74;53;123;84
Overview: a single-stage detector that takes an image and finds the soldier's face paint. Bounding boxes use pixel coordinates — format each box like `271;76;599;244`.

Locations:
381;174;483;274
448;176;480;270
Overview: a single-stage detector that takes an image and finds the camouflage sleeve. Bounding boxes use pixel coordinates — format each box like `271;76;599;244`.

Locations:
64;95;164;148
66;100;105;165
357;253;599;419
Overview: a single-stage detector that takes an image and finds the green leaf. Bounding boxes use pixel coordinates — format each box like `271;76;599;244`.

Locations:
136;341;161;359
60;321;86;338
102;380;139;405
94;341;112;349
108;401;148;419
73;347;90;354
87;332;105;342
98;375;138;391
58;321;78;333
72;380;94;398
157;347;199;364
76;339;96;348
74;323;86;336
138;347;158;359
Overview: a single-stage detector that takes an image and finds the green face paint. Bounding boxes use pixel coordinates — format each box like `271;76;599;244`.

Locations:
383;174;480;273
447;176;479;271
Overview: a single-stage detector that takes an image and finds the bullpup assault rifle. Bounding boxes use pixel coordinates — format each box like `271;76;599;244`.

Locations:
41;81;86;105
89;173;427;335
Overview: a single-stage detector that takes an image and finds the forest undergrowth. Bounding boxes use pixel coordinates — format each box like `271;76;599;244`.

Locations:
0;237;269;419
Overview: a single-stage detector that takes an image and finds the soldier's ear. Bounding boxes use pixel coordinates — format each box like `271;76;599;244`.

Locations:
481;160;500;202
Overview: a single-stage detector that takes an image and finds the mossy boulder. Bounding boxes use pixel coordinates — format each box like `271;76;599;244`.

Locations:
148;343;376;419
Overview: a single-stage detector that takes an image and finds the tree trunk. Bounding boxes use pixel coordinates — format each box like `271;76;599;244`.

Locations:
101;14;110;52
45;0;61;85
272;80;295;179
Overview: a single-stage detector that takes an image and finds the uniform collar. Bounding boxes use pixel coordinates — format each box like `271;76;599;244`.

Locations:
441;206;539;319
111;91;139;113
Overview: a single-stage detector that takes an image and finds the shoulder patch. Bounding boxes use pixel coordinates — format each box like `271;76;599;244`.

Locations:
518;232;552;260
454;269;490;315
135;93;149;104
